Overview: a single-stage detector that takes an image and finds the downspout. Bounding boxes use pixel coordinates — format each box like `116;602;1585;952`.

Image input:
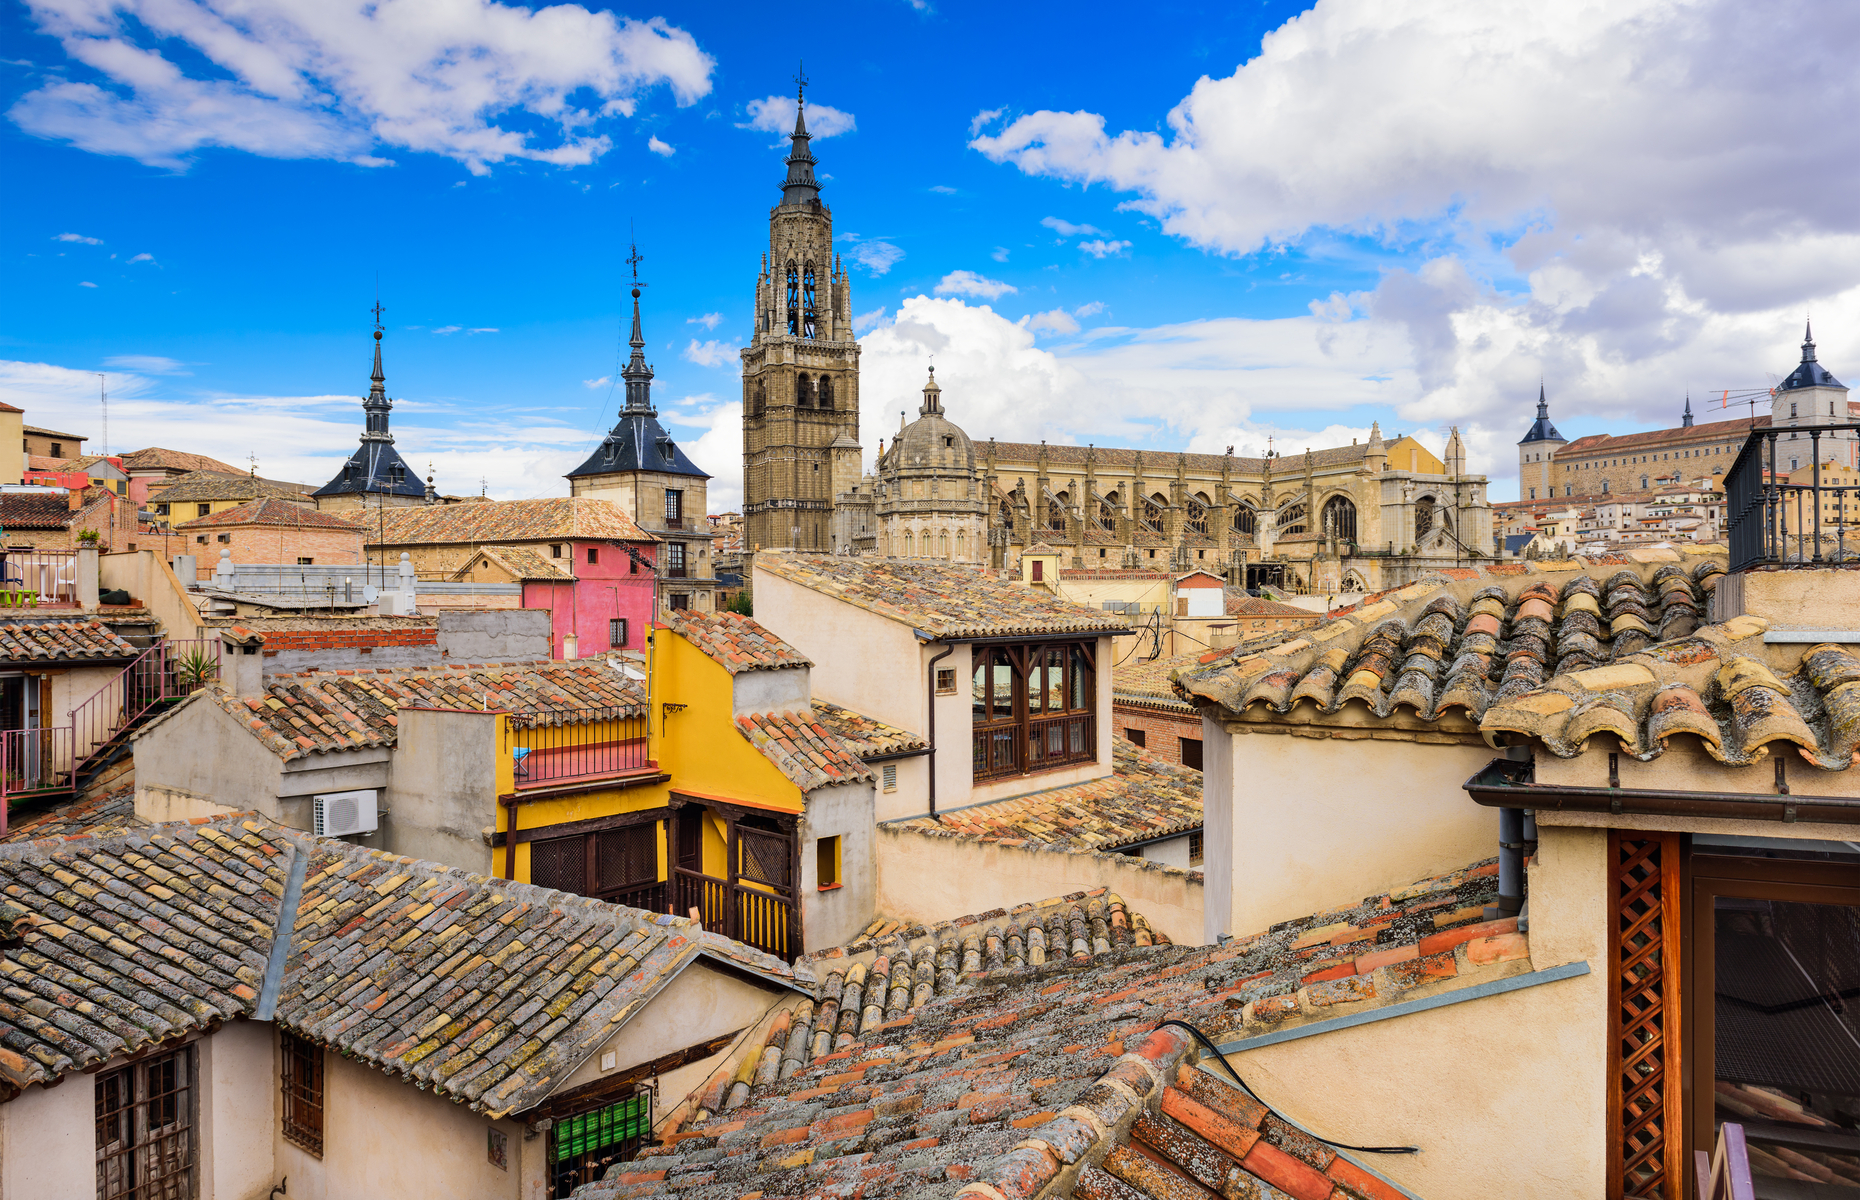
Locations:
503;793;519;882
925;641;955;819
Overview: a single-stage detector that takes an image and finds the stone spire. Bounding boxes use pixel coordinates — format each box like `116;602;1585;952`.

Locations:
779;75;821;208
363;323;393;442
1444;425;1467;476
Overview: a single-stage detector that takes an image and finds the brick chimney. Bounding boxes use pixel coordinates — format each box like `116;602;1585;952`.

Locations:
67;487;84;512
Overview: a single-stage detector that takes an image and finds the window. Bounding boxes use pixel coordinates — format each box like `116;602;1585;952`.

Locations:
1030;559;1043;582
529;825;662;909
551;544;563;558
816;835;841;889
281;1030;325;1156
195;536;206;544
1180;736;1203;771
881;763;897;792
196;503;211;517
1188;831;1204;867
935;668;956;694
665;489;683;527
666;543;686;578
587;547;599;564
609;618;628;648
96;1046;196;1200
668;592;690;611
297;557;314;566
114;480;125;494
155;503;169;516
549;1093;651;1198
1125;728;1146;748
972;641;1097;781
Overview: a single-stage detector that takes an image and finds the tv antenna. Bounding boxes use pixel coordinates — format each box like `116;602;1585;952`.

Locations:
95;373;107;455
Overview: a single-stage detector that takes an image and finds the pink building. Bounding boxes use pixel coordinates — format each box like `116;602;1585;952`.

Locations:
452;540;659;658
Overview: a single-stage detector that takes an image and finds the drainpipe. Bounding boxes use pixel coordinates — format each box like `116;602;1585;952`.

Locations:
1496;807;1525;916
924;642;955;818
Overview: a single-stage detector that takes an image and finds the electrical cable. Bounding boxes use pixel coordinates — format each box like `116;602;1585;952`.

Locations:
1154;1019;1419;1155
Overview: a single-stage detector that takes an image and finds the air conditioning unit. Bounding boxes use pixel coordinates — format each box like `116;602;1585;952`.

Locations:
313;789;379;837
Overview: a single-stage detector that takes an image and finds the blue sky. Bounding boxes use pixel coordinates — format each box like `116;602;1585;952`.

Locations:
5;0;1858;509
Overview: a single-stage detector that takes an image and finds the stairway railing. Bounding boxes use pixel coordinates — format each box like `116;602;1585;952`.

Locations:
1693;1122;1755;1200
68;638;221;773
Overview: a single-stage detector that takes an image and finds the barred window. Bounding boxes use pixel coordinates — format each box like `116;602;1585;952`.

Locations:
97;1046;196;1200
281;1031;325;1156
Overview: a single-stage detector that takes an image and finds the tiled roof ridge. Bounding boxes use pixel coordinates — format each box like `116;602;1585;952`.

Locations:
1174;558;1728;728
0;619;140;663
887;816;1206;881
666;609;813;674
735;708;876;791
174;497;365;530
465;543;576;581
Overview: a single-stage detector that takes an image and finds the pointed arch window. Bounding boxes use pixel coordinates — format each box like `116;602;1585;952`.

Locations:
1321;495;1357;542
1186;495;1209;537
818;376;834;410
785;263;800;336
902;530;915;557
955;529;967;560
796;373;811;408
1141;494;1165;533
1046;497;1064;533
1097;495;1117;531
1277;501;1307;536
753;382;766;417
1232;505;1256;536
802;264;819;339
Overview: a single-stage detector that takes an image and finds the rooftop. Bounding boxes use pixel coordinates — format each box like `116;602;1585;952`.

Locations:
454;543;576;582
373;497;655;546
161;659;645;761
0;785;143;844
23;424;83;439
174;496;366;530
0;620;139;663
0;816;800;1115
1116;650;1215;713
812;701;928;759
120;446;244;475
985;439;1384;475
0;489;88;530
757;554;1129;641
150;470;314;504
667;609;812;674
736;709;875;792
897;738;1201;851
1226;594;1320;618
1176;557;1727;729
593;858;1520;1199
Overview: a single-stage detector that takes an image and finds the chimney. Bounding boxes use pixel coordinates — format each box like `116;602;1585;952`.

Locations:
219;628;266;699
67;487;84;512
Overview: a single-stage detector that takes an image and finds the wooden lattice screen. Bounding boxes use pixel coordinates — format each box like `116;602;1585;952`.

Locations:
1608;830;1684;1199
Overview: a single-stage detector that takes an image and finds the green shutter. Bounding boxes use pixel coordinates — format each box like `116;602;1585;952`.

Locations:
551;1093;651;1163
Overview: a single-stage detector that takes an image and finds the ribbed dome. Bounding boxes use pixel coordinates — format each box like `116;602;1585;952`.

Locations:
887;368;976;472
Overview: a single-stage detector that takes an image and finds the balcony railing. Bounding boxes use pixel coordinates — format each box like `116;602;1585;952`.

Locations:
0;549;80;606
972;713;1095;781
508;705;649;787
1726;424;1860;571
0;727;74;801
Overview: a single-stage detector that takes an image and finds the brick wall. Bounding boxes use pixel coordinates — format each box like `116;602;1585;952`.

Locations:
258;627;438;655
183;525;364;575
1112;702;1203;769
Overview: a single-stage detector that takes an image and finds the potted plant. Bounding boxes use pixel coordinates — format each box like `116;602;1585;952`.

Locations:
172;646;219;692
76;529;101;546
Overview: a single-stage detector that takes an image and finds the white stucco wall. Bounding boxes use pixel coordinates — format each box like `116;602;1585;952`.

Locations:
801;779;877;950
202;1019;277;1200
389;707;498;873
0;1061;94;1199
751;568;926;734
732;666;812;718
1203;719;1498;942
552;963;791;1096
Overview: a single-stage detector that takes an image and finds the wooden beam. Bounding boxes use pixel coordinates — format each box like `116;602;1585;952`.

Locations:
488;806;674;849
528;1028;743;1120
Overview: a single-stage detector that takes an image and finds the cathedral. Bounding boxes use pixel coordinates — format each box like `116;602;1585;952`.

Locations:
739;86;1495;593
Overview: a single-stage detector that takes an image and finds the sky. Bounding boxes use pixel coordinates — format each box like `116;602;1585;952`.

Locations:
4;0;1859;513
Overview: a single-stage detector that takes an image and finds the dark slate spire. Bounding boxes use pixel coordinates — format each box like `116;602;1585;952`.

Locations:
312;311;425;499
1778;318;1846;392
779;72;821;208
363;325;392;440
1519;382;1564;445
622;285;654;414
1682;393;1693;428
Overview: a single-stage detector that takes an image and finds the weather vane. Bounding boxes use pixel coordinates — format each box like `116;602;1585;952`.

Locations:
627;221;648;292
795;60;808;105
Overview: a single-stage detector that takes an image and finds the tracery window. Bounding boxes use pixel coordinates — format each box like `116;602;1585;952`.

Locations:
1233;504;1256;535
785;263;800;335
1321;495;1357;542
972;641;1097;781
1277;501;1307;536
802;264;819;339
1186;494;1209;536
1046;498;1065;532
1142;494;1166;532
1415;496;1436;540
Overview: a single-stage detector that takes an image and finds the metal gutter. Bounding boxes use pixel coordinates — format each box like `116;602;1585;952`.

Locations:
1464;757;1860;824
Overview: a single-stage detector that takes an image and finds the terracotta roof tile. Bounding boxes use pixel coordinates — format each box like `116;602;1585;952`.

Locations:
757;553;1129;640
1116;651;1213;713
150;470;313;503
373;497;654;546
1176;558;1728;727
736;710;874;792
0;491;83;530
175;497;365;531
900;739;1201;851
0;785;144;844
169;661;645;761
0;620;139;663
453;544;575;581
811;702;927;758
121;447;244;475
667;610;811;674
597;860;1515;1199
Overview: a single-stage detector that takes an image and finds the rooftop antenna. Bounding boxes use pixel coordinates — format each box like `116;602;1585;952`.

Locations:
480;476;488;497
95;373;107;456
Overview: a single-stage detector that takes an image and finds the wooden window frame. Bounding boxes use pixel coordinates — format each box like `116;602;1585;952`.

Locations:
971;639;1097;782
280;1030;325;1157
96;1044;197;1200
529;820;666;911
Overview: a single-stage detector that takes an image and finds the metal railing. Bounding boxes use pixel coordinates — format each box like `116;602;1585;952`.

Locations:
69;639;221;770
507;705;649;786
1693;1122;1754;1200
1726;423;1860;570
0;726;74;803
0;549;80;606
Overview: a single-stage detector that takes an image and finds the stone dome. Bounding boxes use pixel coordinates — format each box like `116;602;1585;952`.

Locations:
887;368;976;474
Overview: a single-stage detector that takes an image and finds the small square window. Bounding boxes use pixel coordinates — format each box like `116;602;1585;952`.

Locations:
551;544;563;558
197;503;211;517
817;835;841;889
297;557;314;565
195;535;206;544
668;593;690;611
881;764;897;793
1125;728;1146;748
609;617;628;648
1180;736;1203;771
587;547;599;564
935;668;956;694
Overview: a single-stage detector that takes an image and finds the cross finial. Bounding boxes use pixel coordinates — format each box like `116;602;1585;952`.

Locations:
626;222;648;290
795;60;808;105
370;299;385;329
248;452;258;478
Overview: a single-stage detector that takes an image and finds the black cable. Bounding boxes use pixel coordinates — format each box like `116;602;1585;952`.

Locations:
1155;1019;1419;1155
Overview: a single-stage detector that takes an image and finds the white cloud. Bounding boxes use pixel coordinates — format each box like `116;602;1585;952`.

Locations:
56;232;102;244
467;328;498;335
1074;301;1106;318
684;338;738;367
1041;216;1104;238
78;280;97;287
853;306;888;334
648;135;674;156
1025;309;1080;337
1079;239;1131;258
583;376;612;389
662;395;742;512
127;252;155;264
432;326;462;335
934;270;1016;300
104;354;187;374
12;2;714;173
846;240;904;276
971;0;1860;477
929;185;957;195
687;312;723;330
991;246;1009;263
739;95;855;141
969;107;1004;137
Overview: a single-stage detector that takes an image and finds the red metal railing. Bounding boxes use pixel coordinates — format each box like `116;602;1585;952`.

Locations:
0;727;74;806
508;706;650;787
1694;1123;1754;1200
69;638;221;770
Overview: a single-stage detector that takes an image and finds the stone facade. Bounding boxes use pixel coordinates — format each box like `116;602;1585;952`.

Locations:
871;370;986;562
740;92;863;555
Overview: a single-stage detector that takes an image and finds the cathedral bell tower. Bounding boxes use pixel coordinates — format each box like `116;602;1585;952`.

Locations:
741;73;862;554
